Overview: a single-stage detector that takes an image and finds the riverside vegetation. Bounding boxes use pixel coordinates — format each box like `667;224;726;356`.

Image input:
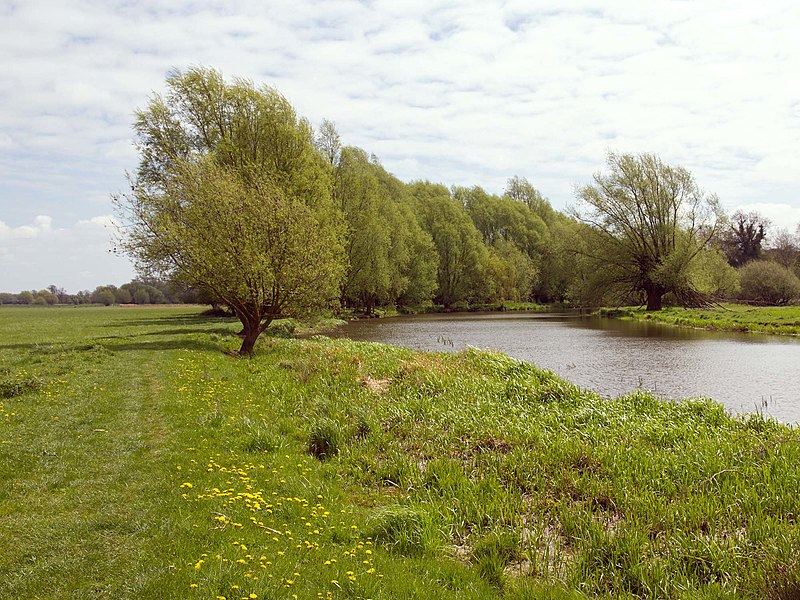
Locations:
599;304;800;337
2;306;799;599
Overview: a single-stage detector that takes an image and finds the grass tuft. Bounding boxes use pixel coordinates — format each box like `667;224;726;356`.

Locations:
0;371;42;398
367;504;429;556
307;418;342;460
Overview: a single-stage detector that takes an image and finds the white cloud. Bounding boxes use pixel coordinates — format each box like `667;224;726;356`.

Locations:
0;215;135;292
0;215;52;239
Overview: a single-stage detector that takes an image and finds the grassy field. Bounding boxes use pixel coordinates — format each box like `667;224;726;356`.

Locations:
1;306;799;599
599;304;800;336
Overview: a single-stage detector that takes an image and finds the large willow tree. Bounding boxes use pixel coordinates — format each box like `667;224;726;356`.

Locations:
575;152;724;310
116;67;344;354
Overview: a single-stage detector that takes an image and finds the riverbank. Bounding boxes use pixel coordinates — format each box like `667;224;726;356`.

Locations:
599;304;800;336
340;301;553;320
2;306;799;598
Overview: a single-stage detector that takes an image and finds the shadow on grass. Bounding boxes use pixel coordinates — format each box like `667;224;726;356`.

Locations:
94;327;237;340
103;315;237;328
0;327;237;352
103;339;224;352
0;342;65;351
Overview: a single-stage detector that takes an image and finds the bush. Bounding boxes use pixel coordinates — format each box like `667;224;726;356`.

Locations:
265;319;297;338
738;260;800;305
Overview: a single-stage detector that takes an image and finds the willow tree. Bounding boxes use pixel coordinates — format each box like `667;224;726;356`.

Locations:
411;182;488;308
116;67;344;354
333;146;437;313
575;152;724;310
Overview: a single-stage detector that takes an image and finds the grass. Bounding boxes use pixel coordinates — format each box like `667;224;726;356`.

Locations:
1;305;799;598
599;304;800;336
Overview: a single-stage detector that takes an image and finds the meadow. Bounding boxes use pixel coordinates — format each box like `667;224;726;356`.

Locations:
598;304;800;336
1;306;799;599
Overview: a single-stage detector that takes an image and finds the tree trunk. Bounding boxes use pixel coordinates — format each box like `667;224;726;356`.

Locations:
238;320;260;355
645;285;664;311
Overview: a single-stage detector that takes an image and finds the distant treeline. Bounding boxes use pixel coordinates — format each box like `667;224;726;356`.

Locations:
0;280;203;306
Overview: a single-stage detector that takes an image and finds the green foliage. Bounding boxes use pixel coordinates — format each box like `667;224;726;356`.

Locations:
412;182;489;307
334;146;438;312
575;152;724;310
265;318;297;338
93;288;116;306
738;260;800;305
721;210;769;267
456;184;549;302
117;67;344;353
691;247;741;297
114;287;133;304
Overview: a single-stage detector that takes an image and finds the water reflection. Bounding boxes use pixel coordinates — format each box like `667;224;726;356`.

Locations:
334;312;800;423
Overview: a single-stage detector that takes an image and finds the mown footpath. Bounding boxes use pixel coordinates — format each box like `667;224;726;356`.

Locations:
599;304;800;336
1;306;799;599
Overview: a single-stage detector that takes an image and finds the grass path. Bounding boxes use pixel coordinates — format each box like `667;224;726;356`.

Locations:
0;322;185;597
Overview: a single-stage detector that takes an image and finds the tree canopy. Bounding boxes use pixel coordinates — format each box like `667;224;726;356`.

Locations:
116;67;344;354
100;67;800;339
574;152;724;310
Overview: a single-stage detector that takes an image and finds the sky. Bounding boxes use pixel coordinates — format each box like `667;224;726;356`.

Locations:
1;0;799;293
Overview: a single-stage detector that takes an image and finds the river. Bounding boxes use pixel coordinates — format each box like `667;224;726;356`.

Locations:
333;312;800;423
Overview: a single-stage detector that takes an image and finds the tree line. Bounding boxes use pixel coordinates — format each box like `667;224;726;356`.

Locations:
0;280;202;306
9;67;798;353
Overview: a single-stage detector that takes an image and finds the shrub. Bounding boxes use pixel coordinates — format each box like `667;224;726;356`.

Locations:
738;260;800;305
265;319;297;338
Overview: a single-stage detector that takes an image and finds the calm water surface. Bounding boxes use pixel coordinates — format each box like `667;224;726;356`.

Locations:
334;312;800;423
